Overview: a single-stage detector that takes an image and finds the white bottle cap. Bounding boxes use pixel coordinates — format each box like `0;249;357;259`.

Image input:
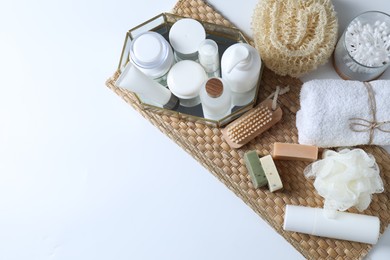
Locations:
167;60;207;99
169;18;206;55
130;32;174;78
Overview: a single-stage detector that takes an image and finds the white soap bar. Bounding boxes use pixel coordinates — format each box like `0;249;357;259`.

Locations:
259;155;283;192
283;205;380;244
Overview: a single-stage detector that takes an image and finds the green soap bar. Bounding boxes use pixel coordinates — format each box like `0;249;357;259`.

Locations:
244;150;268;188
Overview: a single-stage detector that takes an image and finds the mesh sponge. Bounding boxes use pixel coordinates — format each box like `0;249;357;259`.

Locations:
252;0;338;77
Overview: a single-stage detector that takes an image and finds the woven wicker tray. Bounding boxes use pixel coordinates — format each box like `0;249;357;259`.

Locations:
106;1;390;259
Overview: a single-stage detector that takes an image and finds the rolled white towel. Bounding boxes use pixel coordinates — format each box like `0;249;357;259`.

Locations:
296;79;390;148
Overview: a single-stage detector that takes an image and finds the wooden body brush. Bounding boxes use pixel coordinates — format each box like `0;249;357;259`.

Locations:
222;99;283;148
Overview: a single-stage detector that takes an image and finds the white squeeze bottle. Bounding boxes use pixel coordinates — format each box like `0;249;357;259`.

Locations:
221;43;261;106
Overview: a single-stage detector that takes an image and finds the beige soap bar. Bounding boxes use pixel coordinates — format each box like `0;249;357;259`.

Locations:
259;155;283;192
272;142;318;162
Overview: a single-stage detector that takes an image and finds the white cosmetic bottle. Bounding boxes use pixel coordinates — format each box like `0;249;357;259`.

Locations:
129;31;174;86
199;78;231;120
115;62;179;110
283;205;380;245
221;43;261;106
198;39;220;78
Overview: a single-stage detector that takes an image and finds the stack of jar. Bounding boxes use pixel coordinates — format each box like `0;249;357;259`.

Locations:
116;18;262;121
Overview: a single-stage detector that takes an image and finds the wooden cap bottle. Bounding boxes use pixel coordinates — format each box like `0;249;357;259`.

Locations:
200;78;231;120
205;78;223;98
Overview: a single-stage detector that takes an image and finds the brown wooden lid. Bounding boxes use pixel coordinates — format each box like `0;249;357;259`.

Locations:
205;78;223;98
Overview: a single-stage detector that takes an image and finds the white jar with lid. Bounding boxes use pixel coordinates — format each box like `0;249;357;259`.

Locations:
167;60;207;107
199;78;231;120
221;43;261;106
130;31;174;86
169;18;206;61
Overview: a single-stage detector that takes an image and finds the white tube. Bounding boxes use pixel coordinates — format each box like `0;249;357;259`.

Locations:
115;62;178;109
283;205;380;244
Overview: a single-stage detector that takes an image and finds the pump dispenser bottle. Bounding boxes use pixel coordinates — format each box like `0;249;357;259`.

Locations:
221;43;261;106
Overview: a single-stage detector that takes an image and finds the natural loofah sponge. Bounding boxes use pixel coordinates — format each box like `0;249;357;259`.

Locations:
304;148;384;212
252;0;338;77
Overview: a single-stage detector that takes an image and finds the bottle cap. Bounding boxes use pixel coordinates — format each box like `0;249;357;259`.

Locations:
205;78;223;98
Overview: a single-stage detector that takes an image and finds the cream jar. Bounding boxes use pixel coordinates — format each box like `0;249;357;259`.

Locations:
167;60;207;107
130;31;174;86
169;18;206;61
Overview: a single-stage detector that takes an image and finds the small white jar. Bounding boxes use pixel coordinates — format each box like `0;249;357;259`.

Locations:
130;31;174;86
198;39;220;78
199;78;231;120
167;60;207;107
169;18;206;61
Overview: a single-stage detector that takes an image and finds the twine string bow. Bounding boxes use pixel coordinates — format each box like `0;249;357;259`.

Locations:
349;82;390;145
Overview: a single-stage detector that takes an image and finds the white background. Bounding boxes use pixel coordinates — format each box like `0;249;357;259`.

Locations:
1;0;390;259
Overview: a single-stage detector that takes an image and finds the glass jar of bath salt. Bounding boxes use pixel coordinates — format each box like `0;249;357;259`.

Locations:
199;78;231;120
130;31;174;86
333;11;390;81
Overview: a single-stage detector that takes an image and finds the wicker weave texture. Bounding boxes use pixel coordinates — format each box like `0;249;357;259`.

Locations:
106;1;390;259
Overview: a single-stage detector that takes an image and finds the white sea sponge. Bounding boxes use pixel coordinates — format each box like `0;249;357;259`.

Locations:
252;0;338;77
304;148;384;212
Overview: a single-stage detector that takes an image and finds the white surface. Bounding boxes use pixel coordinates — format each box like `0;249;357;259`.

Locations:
0;0;389;260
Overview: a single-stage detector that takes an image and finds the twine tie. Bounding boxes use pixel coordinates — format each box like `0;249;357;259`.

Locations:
349;82;390;144
267;86;290;111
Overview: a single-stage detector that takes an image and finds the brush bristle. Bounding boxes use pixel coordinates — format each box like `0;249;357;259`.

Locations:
222;99;283;148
